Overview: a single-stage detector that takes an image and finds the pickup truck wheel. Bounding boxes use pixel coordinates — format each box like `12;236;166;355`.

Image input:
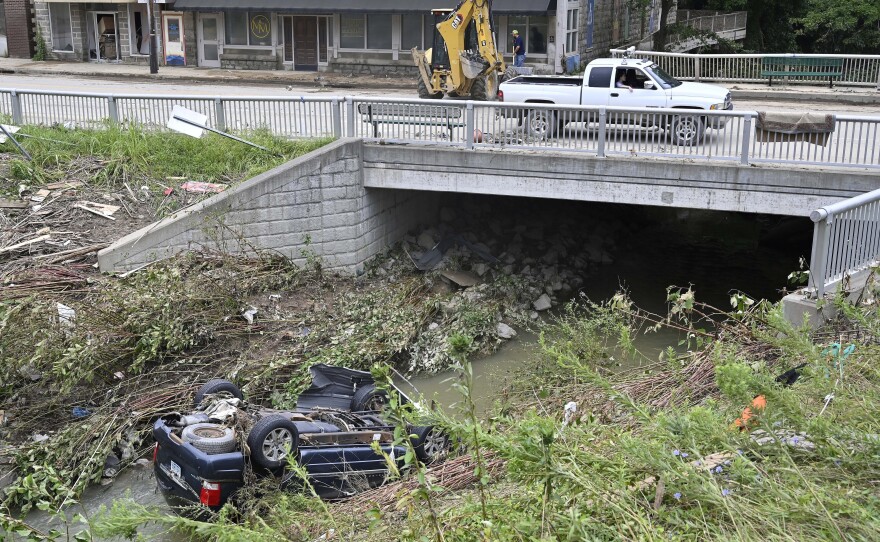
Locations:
194;379;243;407
247;414;299;469
182;423;237;454
669;114;705;146
417;77;443;100
527;110;557;139
411;426;449;464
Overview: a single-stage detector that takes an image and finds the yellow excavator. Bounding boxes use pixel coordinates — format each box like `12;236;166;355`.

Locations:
411;0;512;100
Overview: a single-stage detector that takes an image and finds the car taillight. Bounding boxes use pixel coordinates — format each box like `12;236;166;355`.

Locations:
200;481;221;506
497;89;504;101
153;443;159;462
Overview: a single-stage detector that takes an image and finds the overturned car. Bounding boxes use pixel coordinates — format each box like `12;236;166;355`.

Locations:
153;364;449;510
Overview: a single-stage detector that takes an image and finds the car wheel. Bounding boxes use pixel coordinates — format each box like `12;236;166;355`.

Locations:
182;423;237;454
351;384;390;412
411;426;449;464
194;378;243;407
526;109;557;139
247;414;299;470
669;114;705;146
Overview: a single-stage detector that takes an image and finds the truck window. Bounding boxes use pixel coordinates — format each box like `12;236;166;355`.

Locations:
645;65;682;89
588;67;613;87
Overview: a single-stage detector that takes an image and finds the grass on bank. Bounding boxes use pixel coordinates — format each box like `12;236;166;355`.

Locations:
88;287;880;542
0;124;331;190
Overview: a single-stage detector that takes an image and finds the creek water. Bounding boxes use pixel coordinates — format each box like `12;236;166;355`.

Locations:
19;200;811;538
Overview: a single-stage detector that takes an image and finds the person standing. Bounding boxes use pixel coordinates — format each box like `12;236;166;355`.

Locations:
512;29;525;67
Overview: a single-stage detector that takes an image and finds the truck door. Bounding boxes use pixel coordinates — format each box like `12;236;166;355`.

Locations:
610;67;668;122
581;66;613;107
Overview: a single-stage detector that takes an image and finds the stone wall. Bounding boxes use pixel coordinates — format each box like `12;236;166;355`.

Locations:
98;139;439;274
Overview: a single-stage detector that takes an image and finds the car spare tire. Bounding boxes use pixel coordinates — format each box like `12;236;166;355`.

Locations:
194;378;244;407
247;414;299;470
182;423;237;454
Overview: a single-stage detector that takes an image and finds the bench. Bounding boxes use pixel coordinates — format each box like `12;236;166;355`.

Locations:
357;103;464;139
761;57;843;88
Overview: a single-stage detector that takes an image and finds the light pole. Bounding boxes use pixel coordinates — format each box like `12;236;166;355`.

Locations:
146;0;159;74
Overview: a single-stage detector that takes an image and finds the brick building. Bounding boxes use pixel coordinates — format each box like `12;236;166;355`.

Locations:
2;0;36;58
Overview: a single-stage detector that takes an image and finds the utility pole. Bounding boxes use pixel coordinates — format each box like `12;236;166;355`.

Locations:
146;0;159;74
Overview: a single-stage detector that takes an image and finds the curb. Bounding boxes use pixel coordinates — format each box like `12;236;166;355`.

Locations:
730;88;880;105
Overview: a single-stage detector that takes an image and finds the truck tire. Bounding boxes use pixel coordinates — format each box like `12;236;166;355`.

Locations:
410;426;449;464
669;114;705;146
247;414;299;470
194;379;243;407
351;384;389;412
470;76;490;101
418;77;443;100
526;109;557;139
182;423;237;454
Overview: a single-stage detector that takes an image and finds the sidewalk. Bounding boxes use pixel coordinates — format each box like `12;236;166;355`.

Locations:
0;57;415;90
1;57;878;103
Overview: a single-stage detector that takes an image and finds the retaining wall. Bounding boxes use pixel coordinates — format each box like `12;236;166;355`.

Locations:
97;139;436;273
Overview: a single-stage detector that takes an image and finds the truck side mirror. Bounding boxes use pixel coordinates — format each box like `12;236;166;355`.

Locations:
643;81;655;90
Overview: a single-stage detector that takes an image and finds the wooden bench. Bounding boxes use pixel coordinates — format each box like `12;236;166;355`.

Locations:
761;57;843;88
357;103;464;139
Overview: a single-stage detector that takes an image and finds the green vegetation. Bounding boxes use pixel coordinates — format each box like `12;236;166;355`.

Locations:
1;125;329;190
75;281;880;541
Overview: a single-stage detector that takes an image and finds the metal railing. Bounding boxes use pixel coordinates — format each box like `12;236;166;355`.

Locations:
1;88;879;170
675;11;747;35
809;188;880;297
609;50;880;88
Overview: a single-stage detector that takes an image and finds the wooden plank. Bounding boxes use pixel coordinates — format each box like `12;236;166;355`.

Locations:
0;199;28;209
0;235;51;255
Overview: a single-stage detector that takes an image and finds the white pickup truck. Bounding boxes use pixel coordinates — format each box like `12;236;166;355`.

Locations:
497;57;733;145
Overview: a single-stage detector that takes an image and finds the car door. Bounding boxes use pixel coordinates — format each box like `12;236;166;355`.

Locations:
609;67;669;126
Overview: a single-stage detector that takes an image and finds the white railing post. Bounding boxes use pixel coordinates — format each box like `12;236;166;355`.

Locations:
740;113;752;165
597;107;606;157
331;98;342;138
465;102;475;149
214;98;226;131
10;90;23;124
694;56;701;81
345;97;355;137
107;96;119;124
808;214;830;297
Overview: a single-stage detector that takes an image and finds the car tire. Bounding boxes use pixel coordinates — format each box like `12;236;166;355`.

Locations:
526;109;557;139
182;423;237;454
351;384;390;412
411;426;449;464
417;77;443;100
194;379;243;407
247;414;299;470
669;114;705;146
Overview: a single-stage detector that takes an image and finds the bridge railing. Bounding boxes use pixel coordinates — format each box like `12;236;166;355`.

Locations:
608;50;880;88
1;88;879;170
809;188;880;298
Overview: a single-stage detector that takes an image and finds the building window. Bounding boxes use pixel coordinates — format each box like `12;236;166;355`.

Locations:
508;15;548;55
566;9;579;54
49;4;74;52
129;5;149;55
225;11;272;46
340;14;365;48
400;14;437;51
340;14;392;50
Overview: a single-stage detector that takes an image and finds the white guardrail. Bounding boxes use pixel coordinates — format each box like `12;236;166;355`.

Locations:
609;49;880;89
1;88;879;170
809;188;880;298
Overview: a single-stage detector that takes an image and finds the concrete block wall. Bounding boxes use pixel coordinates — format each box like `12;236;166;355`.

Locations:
98;139;438;274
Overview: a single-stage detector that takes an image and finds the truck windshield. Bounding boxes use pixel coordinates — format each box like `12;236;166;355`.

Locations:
645;64;682;89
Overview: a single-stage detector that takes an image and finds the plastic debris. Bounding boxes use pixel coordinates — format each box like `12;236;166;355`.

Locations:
57;302;76;328
242;307;258;324
562;401;577;428
181;181;228;193
71;407;91;418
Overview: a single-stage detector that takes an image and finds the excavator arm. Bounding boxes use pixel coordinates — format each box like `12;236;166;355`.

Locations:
434;0;505;93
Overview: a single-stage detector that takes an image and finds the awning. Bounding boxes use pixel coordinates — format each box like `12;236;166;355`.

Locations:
170;0;555;15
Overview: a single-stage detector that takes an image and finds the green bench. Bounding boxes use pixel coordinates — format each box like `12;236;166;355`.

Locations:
761;57;843;88
357;103;464;139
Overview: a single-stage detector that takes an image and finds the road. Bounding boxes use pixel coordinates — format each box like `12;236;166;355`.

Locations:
2;73;880;114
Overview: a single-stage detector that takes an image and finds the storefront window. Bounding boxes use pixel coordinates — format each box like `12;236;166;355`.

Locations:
366;15;391;49
225;11;272;46
401;14;422;50
508;15;548;55
49;4;74;52
340;14;364;48
129;5;149;55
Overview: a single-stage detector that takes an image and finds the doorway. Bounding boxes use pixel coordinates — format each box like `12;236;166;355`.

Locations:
162;12;186;65
282;16;318;71
86;12;119;61
197;13;221;67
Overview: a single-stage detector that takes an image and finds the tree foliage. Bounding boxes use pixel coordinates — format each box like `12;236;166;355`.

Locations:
794;0;880;54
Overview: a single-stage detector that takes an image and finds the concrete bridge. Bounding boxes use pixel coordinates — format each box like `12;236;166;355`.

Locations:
98;138;879;274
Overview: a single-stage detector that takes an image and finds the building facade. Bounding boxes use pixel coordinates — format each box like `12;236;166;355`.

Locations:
3;0;36;58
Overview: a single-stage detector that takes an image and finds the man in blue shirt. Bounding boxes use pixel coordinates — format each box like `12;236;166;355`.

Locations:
512;29;525;67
